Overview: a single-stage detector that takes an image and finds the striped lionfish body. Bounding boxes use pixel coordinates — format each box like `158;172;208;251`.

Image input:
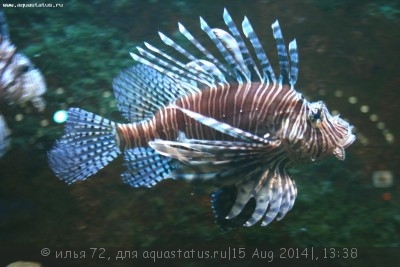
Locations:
49;9;355;229
0;9;46;156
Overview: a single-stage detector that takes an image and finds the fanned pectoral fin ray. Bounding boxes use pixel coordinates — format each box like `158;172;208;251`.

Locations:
149;131;295;227
214;166;297;228
170;106;273;144
149;138;279;185
211;186;256;231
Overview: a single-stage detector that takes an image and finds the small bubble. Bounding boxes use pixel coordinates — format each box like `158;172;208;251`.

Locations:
36;129;45;137
109;100;116;108
15;114;24;121
55;87;65;94
40;119;49;127
356;132;368;145
53;110;68;124
331;110;339;115
385;133;394;144
369;114;379;122
359;137;369;146
376;122;385;130
334;90;343;97
103;91;112;98
318;89;326;96
372;171;393;188
360;105;369;113
348;96;358;104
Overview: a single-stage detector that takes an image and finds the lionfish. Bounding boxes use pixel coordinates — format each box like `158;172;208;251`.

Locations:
0;9;46;157
49;9;355;229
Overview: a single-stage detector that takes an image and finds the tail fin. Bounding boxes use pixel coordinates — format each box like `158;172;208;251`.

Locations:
48;108;121;184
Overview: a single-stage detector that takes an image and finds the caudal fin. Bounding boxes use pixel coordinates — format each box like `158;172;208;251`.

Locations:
48;108;121;184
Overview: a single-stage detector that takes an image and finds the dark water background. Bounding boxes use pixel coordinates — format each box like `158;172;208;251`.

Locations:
0;0;399;266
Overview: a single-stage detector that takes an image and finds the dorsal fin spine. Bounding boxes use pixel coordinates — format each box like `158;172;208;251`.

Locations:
200;16;248;83
222;9;263;81
271;20;289;85
288;39;299;86
241;16;276;85
136;46;211;87
178;22;231;76
158;31;210;77
144;41;214;85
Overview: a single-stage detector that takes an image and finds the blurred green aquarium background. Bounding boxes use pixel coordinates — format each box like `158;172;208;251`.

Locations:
0;0;399;266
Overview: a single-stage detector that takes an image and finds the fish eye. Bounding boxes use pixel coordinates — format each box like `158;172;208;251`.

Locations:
309;107;324;128
19;64;33;74
312;109;322;120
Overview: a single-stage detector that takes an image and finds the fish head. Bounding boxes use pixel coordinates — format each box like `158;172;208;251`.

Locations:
1;50;46;111
305;101;355;161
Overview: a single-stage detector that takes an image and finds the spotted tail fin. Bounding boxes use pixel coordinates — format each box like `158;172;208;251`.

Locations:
48;108;121;184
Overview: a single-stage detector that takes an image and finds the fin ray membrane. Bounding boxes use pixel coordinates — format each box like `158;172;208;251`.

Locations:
211;186;255;231
48;108;121;184
122;9;300;119
122;147;176;188
113;64;198;122
150;135;297;227
150;138;274;183
231;166;297;227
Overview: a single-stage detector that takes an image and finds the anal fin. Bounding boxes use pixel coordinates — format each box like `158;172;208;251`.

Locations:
122;147;176;188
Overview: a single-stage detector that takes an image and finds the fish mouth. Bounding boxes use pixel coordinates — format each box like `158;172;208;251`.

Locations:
342;131;356;149
333;130;356;161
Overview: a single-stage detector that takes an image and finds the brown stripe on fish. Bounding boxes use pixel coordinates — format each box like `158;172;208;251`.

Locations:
174;82;300;140
115;122;150;149
116;80;303;149
115;107;180;149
